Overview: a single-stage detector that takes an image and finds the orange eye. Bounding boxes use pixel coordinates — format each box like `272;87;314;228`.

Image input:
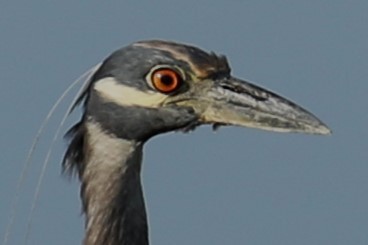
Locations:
151;68;182;93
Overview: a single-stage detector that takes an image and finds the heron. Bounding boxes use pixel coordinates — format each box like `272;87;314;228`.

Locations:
62;40;330;245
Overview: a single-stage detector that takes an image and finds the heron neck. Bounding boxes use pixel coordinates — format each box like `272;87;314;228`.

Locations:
82;122;148;245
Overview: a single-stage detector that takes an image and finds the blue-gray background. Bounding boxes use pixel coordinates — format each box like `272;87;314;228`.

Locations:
0;1;367;244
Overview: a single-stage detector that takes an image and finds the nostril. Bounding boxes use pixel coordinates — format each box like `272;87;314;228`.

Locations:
219;83;269;101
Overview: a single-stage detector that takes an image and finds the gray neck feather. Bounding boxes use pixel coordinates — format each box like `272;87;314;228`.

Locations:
81;122;148;245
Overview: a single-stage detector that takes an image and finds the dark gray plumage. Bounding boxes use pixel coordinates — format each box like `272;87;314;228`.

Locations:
62;40;330;245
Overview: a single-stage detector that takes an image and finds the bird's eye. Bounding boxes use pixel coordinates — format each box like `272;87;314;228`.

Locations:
151;68;182;93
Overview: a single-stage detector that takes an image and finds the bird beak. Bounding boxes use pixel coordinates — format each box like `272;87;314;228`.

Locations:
173;77;331;135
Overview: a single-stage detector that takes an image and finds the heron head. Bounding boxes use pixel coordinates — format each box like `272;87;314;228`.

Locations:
82;40;330;141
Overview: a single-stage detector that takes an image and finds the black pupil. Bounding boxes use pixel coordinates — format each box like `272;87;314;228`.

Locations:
160;74;174;86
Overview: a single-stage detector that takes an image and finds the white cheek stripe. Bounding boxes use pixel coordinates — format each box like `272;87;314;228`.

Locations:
94;77;167;107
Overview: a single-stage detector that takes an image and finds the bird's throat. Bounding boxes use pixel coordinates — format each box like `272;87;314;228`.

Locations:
81;122;148;245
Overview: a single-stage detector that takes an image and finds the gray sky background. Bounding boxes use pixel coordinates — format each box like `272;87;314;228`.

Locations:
0;1;367;244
